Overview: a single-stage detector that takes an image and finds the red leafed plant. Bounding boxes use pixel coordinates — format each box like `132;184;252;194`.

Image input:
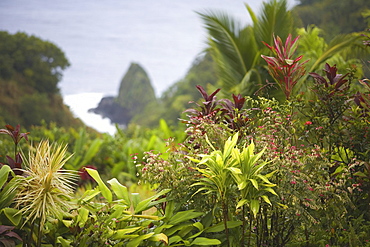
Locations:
261;34;308;100
0;124;29;175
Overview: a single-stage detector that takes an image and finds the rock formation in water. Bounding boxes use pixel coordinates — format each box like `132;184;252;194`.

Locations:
89;63;157;126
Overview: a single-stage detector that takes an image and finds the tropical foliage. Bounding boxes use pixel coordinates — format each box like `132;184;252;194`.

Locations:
1;0;370;246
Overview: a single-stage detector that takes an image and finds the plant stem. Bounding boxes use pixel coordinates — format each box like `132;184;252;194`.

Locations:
36;218;42;247
222;199;230;247
241;205;246;246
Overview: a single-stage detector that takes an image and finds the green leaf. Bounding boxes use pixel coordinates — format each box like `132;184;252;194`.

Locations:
190;237;221;245
227;167;242;174
264;187;278;196
223;133;239;160
250;199;260;217
249;178;259;190
148;233;168;245
332;165;344;176
80;187;101;203
133;215;160;220
186;156;201;163
256;174;274;184
113;227;143;239
353;171;367;178
237;181;247;190
0;165;13;189
127;233;154;247
86;168;112;203
261;195;272;205
164;200;175;220
134;189;170;214
193;222;204;231
168;210;204;225
169;235;184;244
236;199;248;209
1;207;21;226
76;207;89;227
205;221;242;233
107;178;130;206
79;138;103;168
56;236;72;247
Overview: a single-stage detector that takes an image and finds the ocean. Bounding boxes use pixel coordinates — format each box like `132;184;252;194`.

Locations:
0;0;296;134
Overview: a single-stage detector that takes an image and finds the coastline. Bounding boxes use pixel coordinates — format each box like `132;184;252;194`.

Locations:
63;93;117;135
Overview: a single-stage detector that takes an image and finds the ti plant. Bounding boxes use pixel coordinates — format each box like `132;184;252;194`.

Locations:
187;132;277;246
184;85;222;122
227;138;277;247
0;124;29;175
261;34;308;100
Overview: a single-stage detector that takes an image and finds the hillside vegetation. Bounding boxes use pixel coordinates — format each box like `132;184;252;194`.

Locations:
0;31;86;129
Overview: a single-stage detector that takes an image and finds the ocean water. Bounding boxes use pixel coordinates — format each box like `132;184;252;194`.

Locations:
0;0;296;134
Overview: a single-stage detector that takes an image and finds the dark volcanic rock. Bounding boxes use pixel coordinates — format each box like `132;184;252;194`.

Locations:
88;96;130;125
89;62;158;126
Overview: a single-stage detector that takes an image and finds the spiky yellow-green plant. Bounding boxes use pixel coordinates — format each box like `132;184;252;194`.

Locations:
16;140;77;229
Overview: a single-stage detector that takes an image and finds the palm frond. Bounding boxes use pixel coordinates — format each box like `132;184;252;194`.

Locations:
251;0;294;49
198;11;261;95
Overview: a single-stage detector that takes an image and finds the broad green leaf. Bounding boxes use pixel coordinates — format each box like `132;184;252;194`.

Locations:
205;221;242;233
148;233;168;244
178;225;194;238
86;168;112;203
200;210;214;228
0;165;13;189
236;199;248;209
113;227;142;239
107;178;130;206
107;204;127;222
168;210;204;225
164;223;192;236
332;165;344;176
79;138;103;168
186;156;201;163
277;203;289;209
159;118;172;139
80;187;101;203
249;178;259;190
56;236;72;247
127;232;155;247
256;174;274;184
191;237;221;246
264;187;278;196
237;181;247;190
62;220;72;228
1;207;21;226
250;199;260;217
164;200;175;219
353;171;367;178
77;207;89;227
134;189;170;214
223;133;238;160
131;193;141;209
193;221;204;231
227;167;242;174
169;235;184;244
133;215;160;220
261;195;272;205
265;170;277;178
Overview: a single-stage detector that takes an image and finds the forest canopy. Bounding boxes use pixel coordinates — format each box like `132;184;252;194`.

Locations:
0;31;83;129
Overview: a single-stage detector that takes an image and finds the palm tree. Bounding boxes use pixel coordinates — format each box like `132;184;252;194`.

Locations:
200;0;368;100
199;0;296;98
